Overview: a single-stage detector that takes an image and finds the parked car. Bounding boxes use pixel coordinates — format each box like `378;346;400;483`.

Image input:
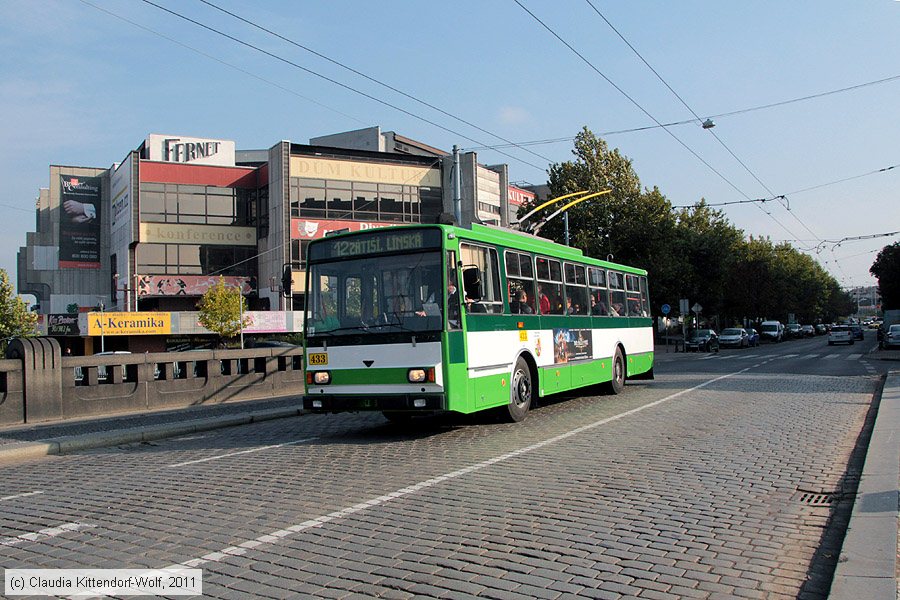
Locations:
828;325;854;346
814;324;827;336
759;321;784;343
785;323;802;339
685;329;719;352
746;328;760;347
719;328;749;348
849;324;864;341
882;324;900;349
800;324;815;337
92;351;132;382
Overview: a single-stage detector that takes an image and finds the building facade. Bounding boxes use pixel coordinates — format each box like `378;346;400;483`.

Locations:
18;128;527;352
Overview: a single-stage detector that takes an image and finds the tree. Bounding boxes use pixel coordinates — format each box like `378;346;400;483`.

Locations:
870;242;900;310
527;126;850;326
538;127;681;308
197;277;250;343
0;269;37;351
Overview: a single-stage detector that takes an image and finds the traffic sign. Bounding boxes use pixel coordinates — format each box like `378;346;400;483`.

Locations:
692;303;703;314
661;303;671;315
679;298;689;314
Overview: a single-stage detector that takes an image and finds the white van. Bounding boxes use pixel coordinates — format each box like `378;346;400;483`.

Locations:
759;321;784;343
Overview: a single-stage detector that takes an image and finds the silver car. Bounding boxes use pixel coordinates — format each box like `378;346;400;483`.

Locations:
719;328;749;348
883;324;900;349
828;325;854;346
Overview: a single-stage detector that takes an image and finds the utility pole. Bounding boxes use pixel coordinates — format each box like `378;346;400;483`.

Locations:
452;145;462;224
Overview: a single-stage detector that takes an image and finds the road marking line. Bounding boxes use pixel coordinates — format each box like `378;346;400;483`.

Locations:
805;354;820;360
165;366;752;571
0;522;95;547
0;491;43;502
847;353;862;360
782;354;799;359
825;354;840;360
167;438;318;468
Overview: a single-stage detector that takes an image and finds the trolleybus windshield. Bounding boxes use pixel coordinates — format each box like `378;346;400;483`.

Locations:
306;250;445;337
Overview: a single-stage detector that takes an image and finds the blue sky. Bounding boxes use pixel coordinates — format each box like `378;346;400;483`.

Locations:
2;0;898;296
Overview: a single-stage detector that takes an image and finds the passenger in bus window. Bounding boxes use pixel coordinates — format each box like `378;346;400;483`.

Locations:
609;303;622;316
628;299;642;316
538;285;551;314
591;296;608;316
511;290;533;314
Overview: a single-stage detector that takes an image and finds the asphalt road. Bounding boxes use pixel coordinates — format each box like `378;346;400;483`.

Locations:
0;336;887;599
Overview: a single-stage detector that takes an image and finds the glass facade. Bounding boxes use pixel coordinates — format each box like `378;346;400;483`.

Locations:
139;183;255;225
289;177;441;222
137;182;256;277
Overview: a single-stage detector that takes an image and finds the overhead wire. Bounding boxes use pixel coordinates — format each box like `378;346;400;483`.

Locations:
512;0;806;244
196;0;556;167
582;0;825;248
137;0;547;172
468;75;900;150
76;0;366;125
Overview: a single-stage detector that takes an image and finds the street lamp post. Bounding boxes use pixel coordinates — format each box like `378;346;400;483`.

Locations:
98;299;105;353
237;287;245;350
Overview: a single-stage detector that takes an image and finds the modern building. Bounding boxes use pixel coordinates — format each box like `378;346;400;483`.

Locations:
18;128;528;352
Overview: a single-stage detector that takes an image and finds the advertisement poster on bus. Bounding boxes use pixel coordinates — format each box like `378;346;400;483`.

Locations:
59;175;101;268
553;328;593;363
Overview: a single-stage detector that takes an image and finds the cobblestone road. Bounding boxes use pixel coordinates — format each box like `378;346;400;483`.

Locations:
0;338;883;598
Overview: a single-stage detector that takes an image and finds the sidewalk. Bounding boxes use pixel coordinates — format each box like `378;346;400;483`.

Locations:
0;395;304;462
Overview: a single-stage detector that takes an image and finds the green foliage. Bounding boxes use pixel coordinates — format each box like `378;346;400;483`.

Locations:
870;242;900;309
0;269;37;350
196;277;250;340
527;126;850;324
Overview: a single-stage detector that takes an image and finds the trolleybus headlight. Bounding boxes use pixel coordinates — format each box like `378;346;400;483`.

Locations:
407;368;435;383
310;371;331;385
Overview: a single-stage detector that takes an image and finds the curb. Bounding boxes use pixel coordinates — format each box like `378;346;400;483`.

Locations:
829;372;899;599
0;407;304;464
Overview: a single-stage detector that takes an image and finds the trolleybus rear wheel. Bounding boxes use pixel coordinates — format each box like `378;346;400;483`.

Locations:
606;348;625;395
506;357;533;422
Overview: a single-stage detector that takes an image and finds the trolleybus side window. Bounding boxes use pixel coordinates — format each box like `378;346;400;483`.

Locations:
588;267;609;315
625;274;644;317
447;250;461;329
505;251;536;315
536;256;564;314
640;276;650;318
460;243;503;314
608;271;626;317
564;262;588;315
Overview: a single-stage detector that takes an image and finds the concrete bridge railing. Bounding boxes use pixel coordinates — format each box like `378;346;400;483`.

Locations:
0;337;305;426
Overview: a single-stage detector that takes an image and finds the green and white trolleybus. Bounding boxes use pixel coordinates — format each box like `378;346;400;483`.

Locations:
302;223;653;422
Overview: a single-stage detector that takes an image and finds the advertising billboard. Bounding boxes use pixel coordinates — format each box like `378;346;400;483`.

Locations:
136;275;254;297
87;312;172;336
59;175;101;269
290;218;395;240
